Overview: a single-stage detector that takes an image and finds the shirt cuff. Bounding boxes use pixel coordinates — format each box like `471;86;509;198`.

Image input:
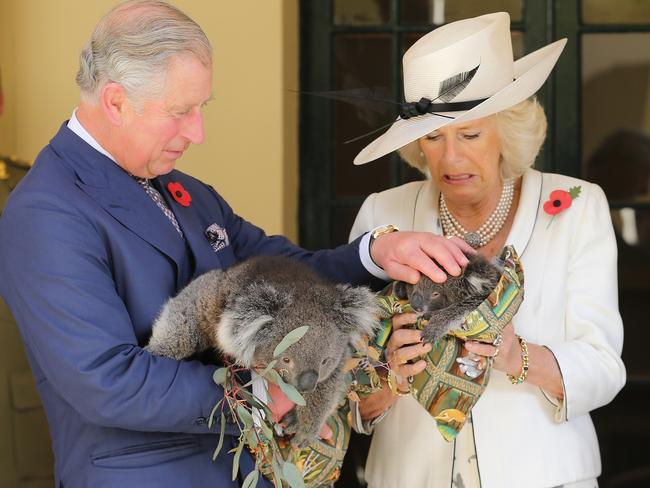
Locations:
349;397;391;435
359;228;391;281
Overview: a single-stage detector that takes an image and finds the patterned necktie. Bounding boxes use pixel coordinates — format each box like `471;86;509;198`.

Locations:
135;177;184;238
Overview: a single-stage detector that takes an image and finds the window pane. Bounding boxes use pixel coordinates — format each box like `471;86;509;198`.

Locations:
610;207;650;378
402;0;522;25
582;0;650;24
330;206;364;246
582;33;650;183
332;34;394;197
334;0;391;26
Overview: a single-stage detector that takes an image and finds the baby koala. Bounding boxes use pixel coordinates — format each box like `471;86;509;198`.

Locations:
394;254;501;344
145;256;378;447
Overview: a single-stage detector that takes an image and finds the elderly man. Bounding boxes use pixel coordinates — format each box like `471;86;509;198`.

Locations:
0;1;470;487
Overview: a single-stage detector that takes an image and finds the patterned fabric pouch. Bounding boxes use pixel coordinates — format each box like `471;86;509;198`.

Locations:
373;245;524;441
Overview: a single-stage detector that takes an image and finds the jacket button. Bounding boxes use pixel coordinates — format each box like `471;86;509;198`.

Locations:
194;417;207;426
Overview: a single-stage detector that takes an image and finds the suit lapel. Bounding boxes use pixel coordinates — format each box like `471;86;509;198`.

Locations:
156;174;222;277
505;169;542;258
51;124;187;274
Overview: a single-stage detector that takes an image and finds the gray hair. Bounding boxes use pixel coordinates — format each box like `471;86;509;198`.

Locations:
76;0;212;105
398;98;547;180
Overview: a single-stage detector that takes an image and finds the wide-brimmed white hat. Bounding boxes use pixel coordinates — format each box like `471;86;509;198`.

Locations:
354;12;566;165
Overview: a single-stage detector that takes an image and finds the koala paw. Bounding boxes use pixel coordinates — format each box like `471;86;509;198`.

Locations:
421;323;446;345
291;428;317;449
281;410;298;435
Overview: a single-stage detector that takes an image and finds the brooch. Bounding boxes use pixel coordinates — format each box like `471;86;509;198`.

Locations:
544;186;581;227
167;181;192;207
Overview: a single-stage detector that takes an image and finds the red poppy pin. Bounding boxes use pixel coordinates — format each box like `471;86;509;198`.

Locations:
544;186;581;228
167;182;192;207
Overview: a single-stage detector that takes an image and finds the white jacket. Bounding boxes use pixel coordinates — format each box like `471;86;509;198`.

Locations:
349;169;626;488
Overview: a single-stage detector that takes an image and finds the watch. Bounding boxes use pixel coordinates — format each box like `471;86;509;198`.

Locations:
368;225;399;269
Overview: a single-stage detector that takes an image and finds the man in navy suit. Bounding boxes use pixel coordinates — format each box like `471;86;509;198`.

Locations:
0;1;470;487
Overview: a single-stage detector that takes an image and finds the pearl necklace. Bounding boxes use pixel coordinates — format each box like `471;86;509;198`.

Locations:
439;178;514;249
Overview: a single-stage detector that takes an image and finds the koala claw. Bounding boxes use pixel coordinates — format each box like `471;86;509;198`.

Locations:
281;410;298;435
291;432;315;449
421;323;445;345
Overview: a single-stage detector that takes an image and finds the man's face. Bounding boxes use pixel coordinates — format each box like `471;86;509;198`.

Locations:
117;54;212;178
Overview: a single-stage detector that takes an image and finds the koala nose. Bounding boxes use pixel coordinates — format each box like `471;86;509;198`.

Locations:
297;370;319;392
410;292;424;311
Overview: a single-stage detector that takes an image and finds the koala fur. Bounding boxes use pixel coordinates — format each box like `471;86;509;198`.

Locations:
145;256;379;446
394;253;501;344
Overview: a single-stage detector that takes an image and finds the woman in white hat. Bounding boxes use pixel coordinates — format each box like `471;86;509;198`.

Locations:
349;12;625;488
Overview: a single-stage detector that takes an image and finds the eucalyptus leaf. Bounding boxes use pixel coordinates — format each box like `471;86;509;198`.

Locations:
271;456;283;487
212;412;227;461
231;439;245;481
265;369;306;405
257;359;278;378
213;367;228;385
277;380;306;406
282;461;306;488
236;404;254;430
273;326;309;358
241;469;260;488
208;401;222;430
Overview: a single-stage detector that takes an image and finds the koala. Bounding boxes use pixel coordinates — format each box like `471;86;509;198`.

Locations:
394;253;501;344
145;256;379;447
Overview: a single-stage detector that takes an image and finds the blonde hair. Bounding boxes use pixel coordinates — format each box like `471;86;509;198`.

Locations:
76;0;212;105
398;98;547;179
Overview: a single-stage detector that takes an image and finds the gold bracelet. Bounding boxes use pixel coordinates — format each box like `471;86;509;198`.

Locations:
507;335;529;385
386;372;410;396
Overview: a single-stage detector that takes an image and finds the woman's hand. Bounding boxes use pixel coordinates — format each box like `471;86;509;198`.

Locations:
463;322;520;375
359;313;432;421
463;322;565;400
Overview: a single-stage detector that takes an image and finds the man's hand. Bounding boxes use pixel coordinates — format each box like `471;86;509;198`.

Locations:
370;232;474;283
266;381;333;440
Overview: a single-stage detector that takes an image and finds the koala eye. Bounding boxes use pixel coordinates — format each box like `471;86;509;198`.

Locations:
431;291;441;299
321;358;331;366
282;357;291;364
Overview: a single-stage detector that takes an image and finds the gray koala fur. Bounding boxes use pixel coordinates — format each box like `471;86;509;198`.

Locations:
146;256;379;446
394;253;501;344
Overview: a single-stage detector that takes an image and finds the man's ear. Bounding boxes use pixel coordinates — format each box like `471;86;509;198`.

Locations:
99;82;129;126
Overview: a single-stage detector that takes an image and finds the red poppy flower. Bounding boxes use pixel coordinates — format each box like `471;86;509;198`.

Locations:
167;182;192;207
543;189;572;215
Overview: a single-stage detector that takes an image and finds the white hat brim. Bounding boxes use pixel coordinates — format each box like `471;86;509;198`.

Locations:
353;38;567;165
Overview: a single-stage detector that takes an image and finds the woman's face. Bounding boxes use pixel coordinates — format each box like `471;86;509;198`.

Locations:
419;115;502;205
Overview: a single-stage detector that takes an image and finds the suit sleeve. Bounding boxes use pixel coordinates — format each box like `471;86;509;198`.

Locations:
544;183;626;420
208;186;375;286
0;192;228;435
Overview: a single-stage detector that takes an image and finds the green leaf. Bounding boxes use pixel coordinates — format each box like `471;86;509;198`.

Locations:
236;404;254;430
278;381;306;406
241;469;260;488
212;412;227;461
213;367;228;385
282;461;306;488
271;456;284;487
265;369;306;406
569;185;582;199
208;401;221;430
257;359;278;378
273;326;309;358
231;438;245;481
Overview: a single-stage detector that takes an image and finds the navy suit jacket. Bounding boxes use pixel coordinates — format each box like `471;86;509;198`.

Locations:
0;124;373;487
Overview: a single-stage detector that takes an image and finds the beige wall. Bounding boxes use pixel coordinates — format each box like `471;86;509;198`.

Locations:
0;0;298;239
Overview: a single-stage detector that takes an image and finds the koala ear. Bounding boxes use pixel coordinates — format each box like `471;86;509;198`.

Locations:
217;282;291;367
334;284;379;343
392;281;411;299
